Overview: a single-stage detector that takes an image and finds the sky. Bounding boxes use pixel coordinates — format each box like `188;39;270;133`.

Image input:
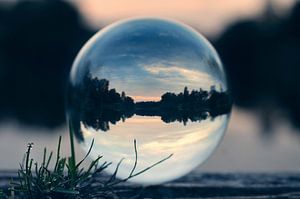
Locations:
70;18;226;101
71;0;296;37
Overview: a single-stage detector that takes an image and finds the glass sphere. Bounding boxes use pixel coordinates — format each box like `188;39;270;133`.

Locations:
67;18;231;185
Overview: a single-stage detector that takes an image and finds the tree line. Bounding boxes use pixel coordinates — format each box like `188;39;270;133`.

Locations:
68;76;231;134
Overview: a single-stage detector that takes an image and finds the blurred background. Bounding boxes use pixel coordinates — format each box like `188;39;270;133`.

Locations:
0;0;300;172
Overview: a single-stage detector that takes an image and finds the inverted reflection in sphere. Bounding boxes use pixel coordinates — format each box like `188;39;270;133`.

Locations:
67;18;232;184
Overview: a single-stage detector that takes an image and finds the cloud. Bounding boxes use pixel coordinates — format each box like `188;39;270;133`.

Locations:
144;65;210;80
142;64;217;89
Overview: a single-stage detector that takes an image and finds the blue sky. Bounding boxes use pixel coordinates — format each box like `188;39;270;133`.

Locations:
71;18;227;101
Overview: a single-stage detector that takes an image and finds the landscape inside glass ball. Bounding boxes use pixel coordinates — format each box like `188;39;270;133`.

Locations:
68;18;232;185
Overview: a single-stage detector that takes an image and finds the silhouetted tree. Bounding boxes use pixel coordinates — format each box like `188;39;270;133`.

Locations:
72;75;135;132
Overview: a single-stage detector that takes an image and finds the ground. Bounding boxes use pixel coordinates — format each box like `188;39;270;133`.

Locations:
1;171;300;198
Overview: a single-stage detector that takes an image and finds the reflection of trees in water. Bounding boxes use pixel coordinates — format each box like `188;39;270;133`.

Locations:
68;75;231;138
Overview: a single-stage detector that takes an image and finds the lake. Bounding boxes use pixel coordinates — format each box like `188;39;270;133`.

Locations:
0;108;300;176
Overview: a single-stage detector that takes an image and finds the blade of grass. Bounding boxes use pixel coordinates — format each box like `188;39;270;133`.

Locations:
129;139;137;177
45;151;53;169
76;139;94;169
54;136;62;172
68;124;77;178
105;158;125;185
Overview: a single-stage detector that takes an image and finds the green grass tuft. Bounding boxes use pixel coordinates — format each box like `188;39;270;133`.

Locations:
5;135;172;199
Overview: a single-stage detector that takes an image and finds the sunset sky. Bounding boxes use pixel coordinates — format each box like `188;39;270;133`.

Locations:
72;0;295;37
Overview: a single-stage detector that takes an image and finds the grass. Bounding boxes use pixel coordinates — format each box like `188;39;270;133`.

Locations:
2;127;173;199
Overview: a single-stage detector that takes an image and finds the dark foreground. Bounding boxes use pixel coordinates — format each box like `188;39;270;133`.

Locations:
1;171;300;198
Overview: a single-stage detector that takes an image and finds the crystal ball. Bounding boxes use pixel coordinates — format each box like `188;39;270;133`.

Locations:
67;18;231;184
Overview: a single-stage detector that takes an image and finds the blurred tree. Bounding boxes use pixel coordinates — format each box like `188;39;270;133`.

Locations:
0;0;94;128
215;2;300;128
